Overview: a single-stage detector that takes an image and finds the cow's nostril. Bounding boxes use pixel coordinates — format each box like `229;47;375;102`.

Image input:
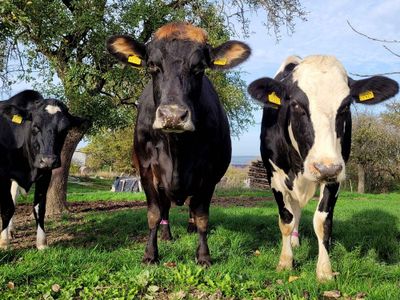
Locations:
179;110;189;122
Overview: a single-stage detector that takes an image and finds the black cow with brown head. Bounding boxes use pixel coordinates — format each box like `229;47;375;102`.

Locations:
107;22;251;265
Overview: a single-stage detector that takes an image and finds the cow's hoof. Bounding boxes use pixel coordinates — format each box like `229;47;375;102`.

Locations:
276;261;293;271
7;229;15;240
317;271;334;282
187;223;197;234
36;244;48;250
160;234;173;241
142;255;159;265
196;255;212;267
0;239;10;250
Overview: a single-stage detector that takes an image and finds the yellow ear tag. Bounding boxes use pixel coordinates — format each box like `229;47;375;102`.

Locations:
213;58;227;66
359;90;374;101
268;92;281;106
128;55;141;66
12;114;23;124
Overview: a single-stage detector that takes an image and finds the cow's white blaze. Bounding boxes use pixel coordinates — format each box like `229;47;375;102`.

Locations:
45;105;61;114
293;56;347;182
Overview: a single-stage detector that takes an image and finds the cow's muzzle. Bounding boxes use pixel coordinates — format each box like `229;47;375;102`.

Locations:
153;104;195;132
313;163;343;182
34;154;60;170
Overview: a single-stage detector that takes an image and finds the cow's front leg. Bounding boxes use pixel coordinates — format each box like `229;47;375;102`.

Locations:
273;189;296;271
7;180;20;239
33;173;51;250
143;204;161;263
313;183;339;281
0;180;14;250
159;189;172;241
190;190;213;266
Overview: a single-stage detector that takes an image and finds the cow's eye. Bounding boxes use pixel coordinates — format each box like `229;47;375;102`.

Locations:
32;126;40;135
191;63;205;75
147;62;161;73
291;101;305;114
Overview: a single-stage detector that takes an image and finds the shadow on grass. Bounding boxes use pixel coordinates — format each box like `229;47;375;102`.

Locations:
334;209;400;263
50;201;399;264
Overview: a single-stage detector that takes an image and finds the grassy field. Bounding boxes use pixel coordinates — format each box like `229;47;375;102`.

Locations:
1;179;400;299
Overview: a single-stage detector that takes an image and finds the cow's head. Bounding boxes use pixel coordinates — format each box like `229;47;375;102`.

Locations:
248;55;399;183
1;96;78;170
107;22;251;132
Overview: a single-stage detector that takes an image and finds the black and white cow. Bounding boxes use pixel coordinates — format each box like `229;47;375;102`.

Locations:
248;55;399;281
107;22;250;265
0;90;81;250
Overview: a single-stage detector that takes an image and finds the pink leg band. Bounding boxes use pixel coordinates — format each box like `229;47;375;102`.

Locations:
292;231;299;238
160;219;169;225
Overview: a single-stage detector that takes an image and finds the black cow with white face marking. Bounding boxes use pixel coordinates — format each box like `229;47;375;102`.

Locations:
0;90;81;250
107;22;250;265
248;55;399;281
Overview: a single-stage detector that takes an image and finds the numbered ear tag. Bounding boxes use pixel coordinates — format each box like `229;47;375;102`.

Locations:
12;114;23;124
213;58;227;66
359;90;374;101
128;55;142;66
267;92;281;106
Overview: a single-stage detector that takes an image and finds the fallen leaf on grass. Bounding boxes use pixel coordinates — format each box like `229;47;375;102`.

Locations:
7;281;15;289
356;292;367;299
288;275;300;283
169;290;186;300
164;262;177;268
51;284;61;293
322;290;341;299
147;285;160;293
303;290;310;299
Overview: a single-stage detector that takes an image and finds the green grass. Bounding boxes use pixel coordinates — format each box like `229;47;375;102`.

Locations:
18;178;270;203
1;190;400;299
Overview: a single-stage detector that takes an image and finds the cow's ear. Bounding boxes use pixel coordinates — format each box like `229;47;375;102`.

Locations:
248;77;286;108
0;105;29;124
106;35;146;68
209;41;251;70
349;76;399;105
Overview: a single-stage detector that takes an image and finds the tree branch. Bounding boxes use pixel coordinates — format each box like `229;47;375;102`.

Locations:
347;20;400;43
383;45;400;58
349;71;400;78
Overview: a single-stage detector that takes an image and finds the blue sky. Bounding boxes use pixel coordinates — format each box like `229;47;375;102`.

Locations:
3;0;400;156
233;0;400;156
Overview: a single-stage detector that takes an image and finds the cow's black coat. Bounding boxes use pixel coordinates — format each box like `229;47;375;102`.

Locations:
107;23;250;265
0;90;81;249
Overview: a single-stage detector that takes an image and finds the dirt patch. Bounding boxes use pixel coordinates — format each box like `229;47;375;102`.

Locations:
7;196;273;250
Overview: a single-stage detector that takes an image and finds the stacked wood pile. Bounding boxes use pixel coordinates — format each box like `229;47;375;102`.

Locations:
248;160;270;189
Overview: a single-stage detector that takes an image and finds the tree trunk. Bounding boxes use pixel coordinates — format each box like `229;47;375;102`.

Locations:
357;163;365;194
46;121;90;216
